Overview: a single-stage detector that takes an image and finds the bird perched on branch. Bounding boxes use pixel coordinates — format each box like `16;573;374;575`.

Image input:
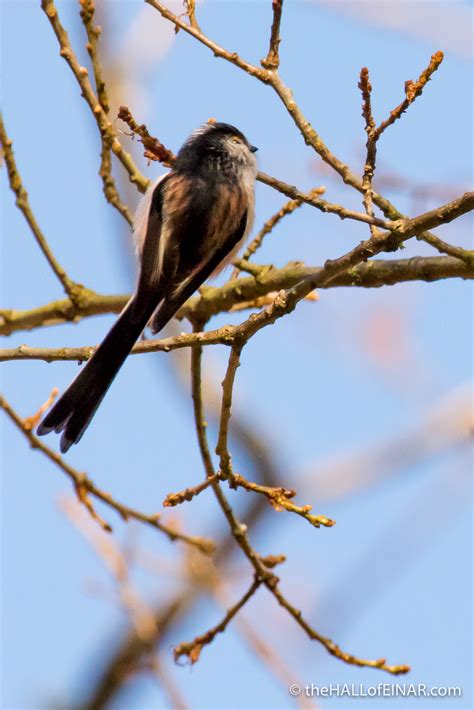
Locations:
38;122;258;452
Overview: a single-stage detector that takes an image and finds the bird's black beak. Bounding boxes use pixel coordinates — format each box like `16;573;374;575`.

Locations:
250;145;258;153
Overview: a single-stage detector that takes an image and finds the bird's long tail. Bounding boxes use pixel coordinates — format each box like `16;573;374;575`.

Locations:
37;297;157;453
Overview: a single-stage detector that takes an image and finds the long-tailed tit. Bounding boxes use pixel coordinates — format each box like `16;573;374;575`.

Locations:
38;122;258;452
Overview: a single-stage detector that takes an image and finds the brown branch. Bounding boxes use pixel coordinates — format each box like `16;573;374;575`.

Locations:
23;387;59;431
163;474;219;507
270;583;409;674
213;302;335;530
232;189;324;278
189;326;280;585
389;192;474;238
215;343;244;477
118;106;175;166
188;324;407;674
79;0;109;112
2;253;473;338
226;473;335;529
183;0;200;30
261;0;284;70
41;0;148;192
174;576;261;663
79;0;134;225
0;291;126;336
358;67;378;237
375;51;444;139
0;115;84;301
210;580;316;710
145;0;269;80
212;340;334;527
0;395;215;553
415;231;473;262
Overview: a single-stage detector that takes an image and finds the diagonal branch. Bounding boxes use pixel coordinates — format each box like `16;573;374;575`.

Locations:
41;0;148;193
174;576;261;663
0;116;84;302
79;0;133;224
375;51;444;139
0;395;215;554
232;188;324;278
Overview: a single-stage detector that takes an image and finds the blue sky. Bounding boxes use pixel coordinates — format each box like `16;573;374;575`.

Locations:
1;1;472;708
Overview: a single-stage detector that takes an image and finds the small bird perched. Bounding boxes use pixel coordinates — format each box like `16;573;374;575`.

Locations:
38;122;258;452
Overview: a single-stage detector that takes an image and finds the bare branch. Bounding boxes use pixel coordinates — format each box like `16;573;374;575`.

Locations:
0;395;215;553
2;254;472;338
261;0;284;70
163;475;219;507
79;0;134;224
118;105;175;166
215;343;244;477
232;188;324;278
41;0;148;192
0;115;84;301
269;583;409;675
375;51;445;139
183;0;200;30
188;326;408;674
358;67;378;236
80;0;109;112
225;473;335;529
174;577;261;663
389;192;473;238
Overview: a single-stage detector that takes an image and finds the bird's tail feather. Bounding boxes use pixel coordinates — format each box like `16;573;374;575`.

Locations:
37;297;155;453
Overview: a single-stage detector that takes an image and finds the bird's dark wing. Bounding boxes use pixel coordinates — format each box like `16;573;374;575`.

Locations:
150;208;248;333
130;174;172;322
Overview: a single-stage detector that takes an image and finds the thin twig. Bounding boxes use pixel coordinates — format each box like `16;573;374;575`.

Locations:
215;343;244;477
189;326;279;585
415;231;473;261
183;0;200;30
0;116;83;301
375;51;444;139
41;0;148;192
226;474;335;529
269;583;409;674
0;395;215;553
118;105;175;166
174;576;261;663
358;67;378;237
212;581;316;709
188;326;408;674
79;0;134;224
79;0;109;112
232;190;324;278
163;475;219;507
261;0;284;70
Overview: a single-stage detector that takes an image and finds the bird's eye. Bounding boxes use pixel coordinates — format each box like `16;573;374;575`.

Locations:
231;137;242;144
